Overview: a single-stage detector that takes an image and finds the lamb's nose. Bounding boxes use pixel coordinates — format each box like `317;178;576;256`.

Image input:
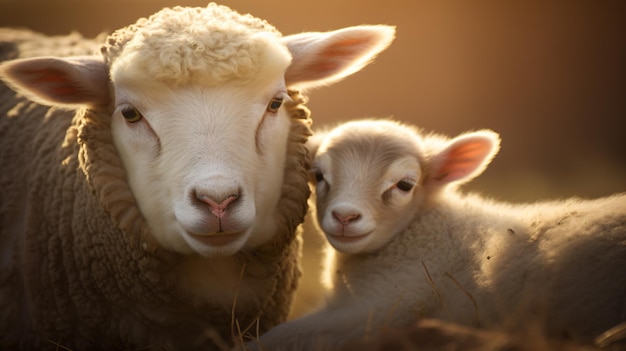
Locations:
332;211;361;226
197;192;239;218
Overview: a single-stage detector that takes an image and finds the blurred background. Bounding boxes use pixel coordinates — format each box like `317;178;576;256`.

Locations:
2;0;624;316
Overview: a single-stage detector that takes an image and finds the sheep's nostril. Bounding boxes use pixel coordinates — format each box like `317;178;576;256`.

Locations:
332;211;361;226
196;193;239;218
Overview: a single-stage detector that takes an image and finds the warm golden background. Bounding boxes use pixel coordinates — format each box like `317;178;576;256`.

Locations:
2;0;625;316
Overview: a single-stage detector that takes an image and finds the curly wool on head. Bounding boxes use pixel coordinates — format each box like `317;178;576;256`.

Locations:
103;3;288;87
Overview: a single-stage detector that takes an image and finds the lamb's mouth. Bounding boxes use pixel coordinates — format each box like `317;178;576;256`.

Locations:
187;232;245;247
329;233;370;244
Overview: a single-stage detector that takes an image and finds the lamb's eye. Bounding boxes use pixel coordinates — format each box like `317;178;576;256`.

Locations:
121;107;143;123
315;171;325;183
267;96;283;113
396;179;415;192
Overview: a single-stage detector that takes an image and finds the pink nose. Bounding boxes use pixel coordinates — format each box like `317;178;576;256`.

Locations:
332;211;361;226
197;193;239;218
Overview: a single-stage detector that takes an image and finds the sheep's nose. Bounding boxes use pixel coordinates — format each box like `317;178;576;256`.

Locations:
196;192;239;218
332;211;361;226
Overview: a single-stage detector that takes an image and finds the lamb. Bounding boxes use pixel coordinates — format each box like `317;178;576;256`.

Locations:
252;118;626;350
340;318;607;351
0;4;395;349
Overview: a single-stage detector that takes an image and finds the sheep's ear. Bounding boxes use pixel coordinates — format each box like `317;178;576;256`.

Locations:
425;130;500;188
0;55;110;109
283;25;395;90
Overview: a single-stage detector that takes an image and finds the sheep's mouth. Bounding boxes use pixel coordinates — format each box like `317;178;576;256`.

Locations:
187;232;245;247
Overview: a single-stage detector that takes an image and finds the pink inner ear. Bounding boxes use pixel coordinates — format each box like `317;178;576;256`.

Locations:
308;61;341;75
312;37;375;74
286;34;385;85
24;68;71;86
22;68;81;101
29;69;65;83
321;37;374;57
1;56;110;107
433;138;494;183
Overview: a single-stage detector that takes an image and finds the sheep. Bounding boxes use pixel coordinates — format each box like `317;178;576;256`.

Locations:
251;118;626;351
0;4;396;349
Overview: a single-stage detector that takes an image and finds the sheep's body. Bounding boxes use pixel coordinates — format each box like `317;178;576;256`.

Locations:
0;30;308;349
0;5;395;349
255;119;626;350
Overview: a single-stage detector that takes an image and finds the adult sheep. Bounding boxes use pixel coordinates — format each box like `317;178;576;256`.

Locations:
252;119;626;350
0;4;395;350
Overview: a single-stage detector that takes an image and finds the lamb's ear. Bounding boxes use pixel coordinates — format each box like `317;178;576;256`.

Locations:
283;25;395;90
425;130;500;188
305;131;329;159
0;55;110;109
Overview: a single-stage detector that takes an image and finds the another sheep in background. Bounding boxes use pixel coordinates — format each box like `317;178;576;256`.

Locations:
252;119;626;351
0;3;395;349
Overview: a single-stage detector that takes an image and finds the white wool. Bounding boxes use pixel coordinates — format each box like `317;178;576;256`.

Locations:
110;4;290;87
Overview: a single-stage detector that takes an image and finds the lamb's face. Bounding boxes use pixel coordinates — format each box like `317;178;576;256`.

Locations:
111;75;291;257
311;121;424;254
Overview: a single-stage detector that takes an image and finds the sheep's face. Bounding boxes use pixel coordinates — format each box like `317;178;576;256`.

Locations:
310;121;425;254
111;75;291;256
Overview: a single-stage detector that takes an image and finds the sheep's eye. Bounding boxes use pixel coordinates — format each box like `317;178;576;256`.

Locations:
121;107;143;123
267;96;283;113
396;179;415;192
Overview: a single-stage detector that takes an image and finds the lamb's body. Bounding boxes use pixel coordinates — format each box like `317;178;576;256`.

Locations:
255;119;626;350
0;5;395;349
332;192;626;336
